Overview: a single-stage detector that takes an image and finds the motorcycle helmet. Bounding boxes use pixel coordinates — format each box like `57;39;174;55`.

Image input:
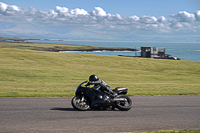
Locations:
89;75;99;82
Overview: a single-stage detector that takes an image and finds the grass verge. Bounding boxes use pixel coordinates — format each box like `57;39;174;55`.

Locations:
137;130;200;133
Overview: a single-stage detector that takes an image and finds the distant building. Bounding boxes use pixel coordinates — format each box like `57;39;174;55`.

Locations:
121;46;179;60
141;47;165;58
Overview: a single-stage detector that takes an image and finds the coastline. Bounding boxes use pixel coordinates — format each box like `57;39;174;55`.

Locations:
1;37;200;61
0;40;136;52
52;48;136;52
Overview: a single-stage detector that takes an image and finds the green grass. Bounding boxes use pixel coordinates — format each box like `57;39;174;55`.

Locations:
135;130;200;133
0;42;200;97
0;41;131;51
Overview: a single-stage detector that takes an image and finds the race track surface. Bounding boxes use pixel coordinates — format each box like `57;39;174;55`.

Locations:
0;95;200;133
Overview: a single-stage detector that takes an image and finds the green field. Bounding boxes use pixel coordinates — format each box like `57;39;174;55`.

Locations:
0;41;133;51
141;130;200;133
0;42;200;97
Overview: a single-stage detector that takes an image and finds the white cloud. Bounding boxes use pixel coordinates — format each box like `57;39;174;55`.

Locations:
157;16;166;22
70;8;88;15
55;6;88;17
139;16;157;24
0;2;200;40
129;15;139;21
195;10;200;21
0;2;22;16
171;11;195;22
0;2;8;12
55;6;69;14
90;7;106;16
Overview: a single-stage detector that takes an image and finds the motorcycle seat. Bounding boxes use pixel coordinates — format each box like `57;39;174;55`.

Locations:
113;87;128;94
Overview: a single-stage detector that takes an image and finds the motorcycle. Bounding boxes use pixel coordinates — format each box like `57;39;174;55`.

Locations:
71;81;132;111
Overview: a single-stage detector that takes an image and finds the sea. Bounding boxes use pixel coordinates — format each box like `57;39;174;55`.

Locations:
27;40;200;61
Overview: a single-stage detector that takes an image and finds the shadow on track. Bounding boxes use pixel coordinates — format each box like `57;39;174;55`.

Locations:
50;107;119;111
51;107;76;111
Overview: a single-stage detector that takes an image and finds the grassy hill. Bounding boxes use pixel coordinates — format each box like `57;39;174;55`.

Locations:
0;41;134;52
0;43;200;97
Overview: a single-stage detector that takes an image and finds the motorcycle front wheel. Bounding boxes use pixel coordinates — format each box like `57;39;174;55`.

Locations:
71;95;90;111
115;95;132;111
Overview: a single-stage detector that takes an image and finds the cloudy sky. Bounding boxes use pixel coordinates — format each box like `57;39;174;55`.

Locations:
0;0;200;42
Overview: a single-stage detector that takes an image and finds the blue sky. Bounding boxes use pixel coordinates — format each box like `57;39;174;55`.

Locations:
0;0;200;42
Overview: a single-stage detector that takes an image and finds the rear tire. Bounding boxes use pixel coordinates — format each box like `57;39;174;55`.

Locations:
115;95;132;111
71;95;90;111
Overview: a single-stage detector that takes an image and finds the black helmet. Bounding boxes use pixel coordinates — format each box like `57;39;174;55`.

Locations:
89;75;99;82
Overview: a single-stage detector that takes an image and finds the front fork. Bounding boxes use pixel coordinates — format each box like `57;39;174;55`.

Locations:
80;95;85;102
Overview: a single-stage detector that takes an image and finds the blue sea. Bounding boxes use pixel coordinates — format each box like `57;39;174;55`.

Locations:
28;40;200;61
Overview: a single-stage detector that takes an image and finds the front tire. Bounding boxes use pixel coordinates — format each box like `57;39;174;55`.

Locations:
71;95;90;111
115;95;132;111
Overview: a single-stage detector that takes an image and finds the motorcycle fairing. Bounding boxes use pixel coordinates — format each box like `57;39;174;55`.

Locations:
75;81;111;108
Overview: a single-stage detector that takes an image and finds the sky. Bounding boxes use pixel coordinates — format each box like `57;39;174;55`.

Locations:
0;0;200;42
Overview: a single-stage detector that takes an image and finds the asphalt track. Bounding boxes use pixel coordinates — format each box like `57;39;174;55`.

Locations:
0;95;200;133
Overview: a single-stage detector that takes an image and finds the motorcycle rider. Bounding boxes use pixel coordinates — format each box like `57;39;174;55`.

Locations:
88;75;117;98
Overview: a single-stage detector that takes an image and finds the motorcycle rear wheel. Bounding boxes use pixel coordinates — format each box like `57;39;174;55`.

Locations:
115;95;132;111
71;95;90;111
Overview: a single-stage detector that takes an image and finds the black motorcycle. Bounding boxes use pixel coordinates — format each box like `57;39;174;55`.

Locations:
71;81;132;111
